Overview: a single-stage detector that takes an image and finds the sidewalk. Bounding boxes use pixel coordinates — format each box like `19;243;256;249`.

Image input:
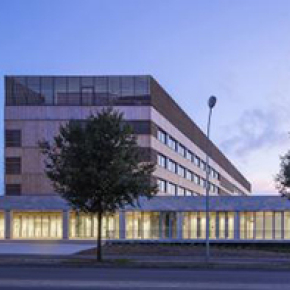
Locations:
1;253;290;270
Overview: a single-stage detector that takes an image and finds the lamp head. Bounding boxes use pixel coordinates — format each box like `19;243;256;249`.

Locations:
208;96;217;109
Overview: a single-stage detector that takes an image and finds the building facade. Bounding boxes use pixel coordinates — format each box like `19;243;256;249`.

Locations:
5;75;251;198
5;75;282;243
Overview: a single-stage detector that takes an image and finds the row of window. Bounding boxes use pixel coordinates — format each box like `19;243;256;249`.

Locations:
158;179;199;196
157;154;220;194
157;129;220;180
6;76;150;106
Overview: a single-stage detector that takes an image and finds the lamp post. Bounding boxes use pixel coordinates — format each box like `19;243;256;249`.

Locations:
205;96;217;263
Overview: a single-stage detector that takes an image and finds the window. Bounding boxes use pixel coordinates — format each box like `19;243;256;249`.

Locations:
186;150;193;161
178;165;186;178
177;187;185;196
157;154;166;168
193;174;200;185
186;170;193;181
201;161;206;171
26;77;43;105
81;87;94;105
185;189;193;196
178;144;186;157
5;130;21;147
55;77;67;105
41;77;54;105
168;183;177;196
194;155;201;167
157;129;167;144
201;178;207;188
168;159;177;173
6;184;21;195
168;136;178;151
6;157;21;174
157;179;166;193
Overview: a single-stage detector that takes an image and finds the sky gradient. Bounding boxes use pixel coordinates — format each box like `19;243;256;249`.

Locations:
1;0;290;195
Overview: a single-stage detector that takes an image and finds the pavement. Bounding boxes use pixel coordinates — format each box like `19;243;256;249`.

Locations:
1;241;290;270
1;267;290;289
0;241;96;255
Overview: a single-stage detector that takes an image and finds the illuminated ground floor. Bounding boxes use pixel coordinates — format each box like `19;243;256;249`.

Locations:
1;195;290;242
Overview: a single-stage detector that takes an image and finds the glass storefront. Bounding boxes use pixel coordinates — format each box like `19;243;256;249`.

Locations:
69;212;119;239
7;210;290;241
12;212;63;239
183;212;234;240
126;212;177;239
240;212;284;240
0;212;4;239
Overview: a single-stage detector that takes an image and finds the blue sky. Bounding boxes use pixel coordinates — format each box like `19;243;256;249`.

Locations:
1;0;290;194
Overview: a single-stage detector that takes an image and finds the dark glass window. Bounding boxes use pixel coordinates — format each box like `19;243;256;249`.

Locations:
108;77;121;98
94;77;107;93
5;130;21;147
81;77;94;87
94;77;108;105
6;184;21;196
81;87;94;106
55;77;67;105
5;77;14;105
121;77;134;97
6;76;151;106
6;157;21;174
26;77;43;104
135;76;149;96
67;77;81;105
41;77;54;104
14;77;27;105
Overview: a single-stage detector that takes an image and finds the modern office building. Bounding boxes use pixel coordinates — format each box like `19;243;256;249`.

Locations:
1;75;288;242
5;75;250;197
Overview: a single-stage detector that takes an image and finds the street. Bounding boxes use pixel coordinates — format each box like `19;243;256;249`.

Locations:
0;266;290;289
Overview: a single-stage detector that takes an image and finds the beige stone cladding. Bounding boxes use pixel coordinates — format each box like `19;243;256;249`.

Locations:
5;106;152;195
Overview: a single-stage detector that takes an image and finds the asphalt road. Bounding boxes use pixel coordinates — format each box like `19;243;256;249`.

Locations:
0;266;290;289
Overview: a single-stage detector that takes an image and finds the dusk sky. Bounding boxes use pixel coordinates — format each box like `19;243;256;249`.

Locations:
1;0;290;195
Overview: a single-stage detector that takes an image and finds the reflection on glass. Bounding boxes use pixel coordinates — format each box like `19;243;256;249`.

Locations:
6;76;151;105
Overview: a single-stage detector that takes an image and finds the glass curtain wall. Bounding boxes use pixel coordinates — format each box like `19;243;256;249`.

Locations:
284;212;290;239
6;76;150;106
0;212;4;239
126;212;161;239
240;212;283;240
69;212;119;239
12;212;63;239
126;212;177;239
183;212;234;240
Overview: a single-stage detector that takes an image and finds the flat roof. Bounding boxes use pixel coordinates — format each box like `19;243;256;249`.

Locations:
0;196;289;212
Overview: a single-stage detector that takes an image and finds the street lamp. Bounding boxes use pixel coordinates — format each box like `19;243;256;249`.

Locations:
205;96;217;263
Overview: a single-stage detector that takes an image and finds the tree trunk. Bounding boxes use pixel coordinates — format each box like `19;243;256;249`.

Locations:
97;211;103;262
